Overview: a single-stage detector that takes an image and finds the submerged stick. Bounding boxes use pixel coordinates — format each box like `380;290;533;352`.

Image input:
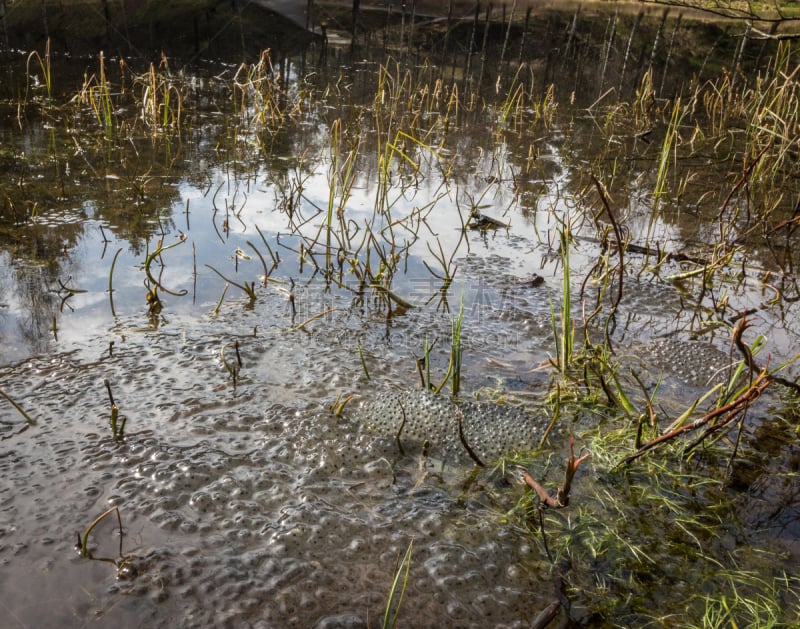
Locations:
532;601;561;629
287;307;338;332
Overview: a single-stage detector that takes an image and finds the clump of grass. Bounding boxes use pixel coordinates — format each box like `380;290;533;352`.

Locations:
550;224;574;378
447;298;464;396
383;540;413;629
687;570;799;629
25;38;52;107
496;64;556;137
653;95;685;208
134;54;183;134
506;439;797;626
77;51;115;139
231;48;310;152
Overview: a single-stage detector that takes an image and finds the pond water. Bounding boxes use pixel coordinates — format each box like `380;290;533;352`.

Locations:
1;8;799;628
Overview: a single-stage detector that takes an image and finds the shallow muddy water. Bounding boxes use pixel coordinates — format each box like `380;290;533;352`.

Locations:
1;10;800;628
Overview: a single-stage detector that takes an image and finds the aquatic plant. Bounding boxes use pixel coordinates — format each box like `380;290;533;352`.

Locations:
79;505;122;559
206;264;257;306
144;236;189;315
24;38;52;106
550;224;574;378
653;95;685;207
357;342;371;381
382;540;413;629
78;51;115;139
104;379;125;440
232;48;307;145
447;297;464;396
134;54;183;134
221;340;243;389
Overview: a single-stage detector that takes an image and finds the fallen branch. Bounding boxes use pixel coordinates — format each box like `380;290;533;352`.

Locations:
620;370;770;466
620;316;799;465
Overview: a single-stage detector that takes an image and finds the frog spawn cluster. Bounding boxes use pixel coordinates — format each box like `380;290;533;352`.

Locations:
354;388;540;463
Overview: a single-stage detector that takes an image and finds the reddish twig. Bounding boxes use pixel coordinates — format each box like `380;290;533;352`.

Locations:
620;315;800;466
519;438;591;508
620;370;770;466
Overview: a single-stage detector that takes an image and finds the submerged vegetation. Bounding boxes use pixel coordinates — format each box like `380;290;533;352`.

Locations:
1;6;800;627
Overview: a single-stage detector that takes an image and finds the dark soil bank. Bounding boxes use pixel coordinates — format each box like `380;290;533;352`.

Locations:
3;0;796;63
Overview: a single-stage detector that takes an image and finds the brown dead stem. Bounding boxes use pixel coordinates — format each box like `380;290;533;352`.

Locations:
621;370;770;466
519;437;590;508
621;315;799;465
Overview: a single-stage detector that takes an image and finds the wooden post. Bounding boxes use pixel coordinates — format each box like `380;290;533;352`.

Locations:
518;6;531;65
351;0;360;49
477;2;492;88
439;0;454;74
40;0;50;41
464;2;480;87
0;0;9;50
100;0;111;44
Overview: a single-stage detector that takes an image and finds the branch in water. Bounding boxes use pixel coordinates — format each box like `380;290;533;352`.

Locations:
518;438;590;508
